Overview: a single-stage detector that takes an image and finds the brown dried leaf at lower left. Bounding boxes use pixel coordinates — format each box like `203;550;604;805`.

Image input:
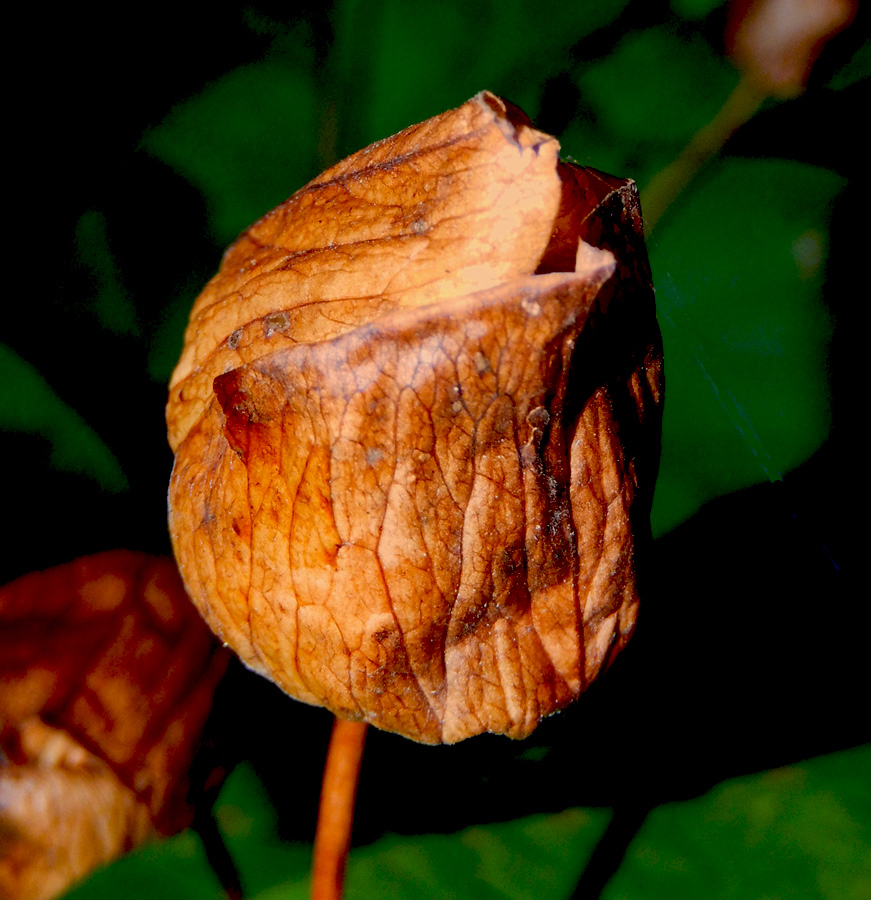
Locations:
0;551;231;900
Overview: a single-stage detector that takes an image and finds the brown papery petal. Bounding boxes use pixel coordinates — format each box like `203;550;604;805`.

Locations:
0;720;153;900
167;91;664;744
167;93;563;452
0;551;230;900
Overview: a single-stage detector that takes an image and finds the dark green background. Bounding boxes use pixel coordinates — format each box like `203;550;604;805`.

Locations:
3;1;868;898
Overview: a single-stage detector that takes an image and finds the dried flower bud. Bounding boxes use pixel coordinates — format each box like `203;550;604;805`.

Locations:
167;92;663;744
0;552;230;900
726;0;857;97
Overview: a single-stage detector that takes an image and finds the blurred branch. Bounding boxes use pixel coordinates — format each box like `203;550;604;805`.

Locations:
194;806;244;900
642;74;767;233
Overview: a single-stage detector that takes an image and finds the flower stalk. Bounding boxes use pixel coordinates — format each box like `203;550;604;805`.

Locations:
311;719;369;900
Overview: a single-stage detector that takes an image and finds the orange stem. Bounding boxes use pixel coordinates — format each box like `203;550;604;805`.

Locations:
311;717;368;900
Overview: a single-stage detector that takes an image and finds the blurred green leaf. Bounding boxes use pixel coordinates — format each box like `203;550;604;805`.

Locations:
565;25;738;180
648;158;844;535
0;343;127;492
68;761;610;900
75;210;140;337
827;38;871;90
333;0;630;150
63;831;224;900
67;745;870;900
141;57;319;245
604;743;871;900
341;807;610;900
670;0;727;20
214;764;311;897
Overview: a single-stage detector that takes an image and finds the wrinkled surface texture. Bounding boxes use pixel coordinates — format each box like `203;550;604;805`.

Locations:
168;91;663;744
0;551;230;900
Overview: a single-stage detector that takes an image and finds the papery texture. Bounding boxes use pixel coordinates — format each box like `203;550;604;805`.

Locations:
168;91;663;744
0;551;230;900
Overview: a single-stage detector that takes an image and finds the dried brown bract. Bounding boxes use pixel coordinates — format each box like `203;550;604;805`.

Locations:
0;551;230;900
167;91;663;744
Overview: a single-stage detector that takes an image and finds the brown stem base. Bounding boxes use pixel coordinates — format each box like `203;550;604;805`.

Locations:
311;717;369;900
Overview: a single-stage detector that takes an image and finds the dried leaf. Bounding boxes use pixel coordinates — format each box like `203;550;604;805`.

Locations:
0;551;230;900
726;0;858;97
167;91;663;744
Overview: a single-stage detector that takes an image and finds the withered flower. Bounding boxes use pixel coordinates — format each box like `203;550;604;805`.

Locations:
726;0;857;97
167;91;663;744
0;551;230;900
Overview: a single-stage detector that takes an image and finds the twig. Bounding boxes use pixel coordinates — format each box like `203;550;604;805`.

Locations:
311;717;369;900
193;803;244;900
642;75;768;234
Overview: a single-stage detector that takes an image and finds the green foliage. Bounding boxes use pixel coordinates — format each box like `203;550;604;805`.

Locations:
828;37;871;90
649;157;843;534
669;0;727;20
606;745;871;900
141;56;319;246
0;343;127;492
572;24;739;174
343;0;630;140
342;807;610;900
74;210;140;338
69;745;871;899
